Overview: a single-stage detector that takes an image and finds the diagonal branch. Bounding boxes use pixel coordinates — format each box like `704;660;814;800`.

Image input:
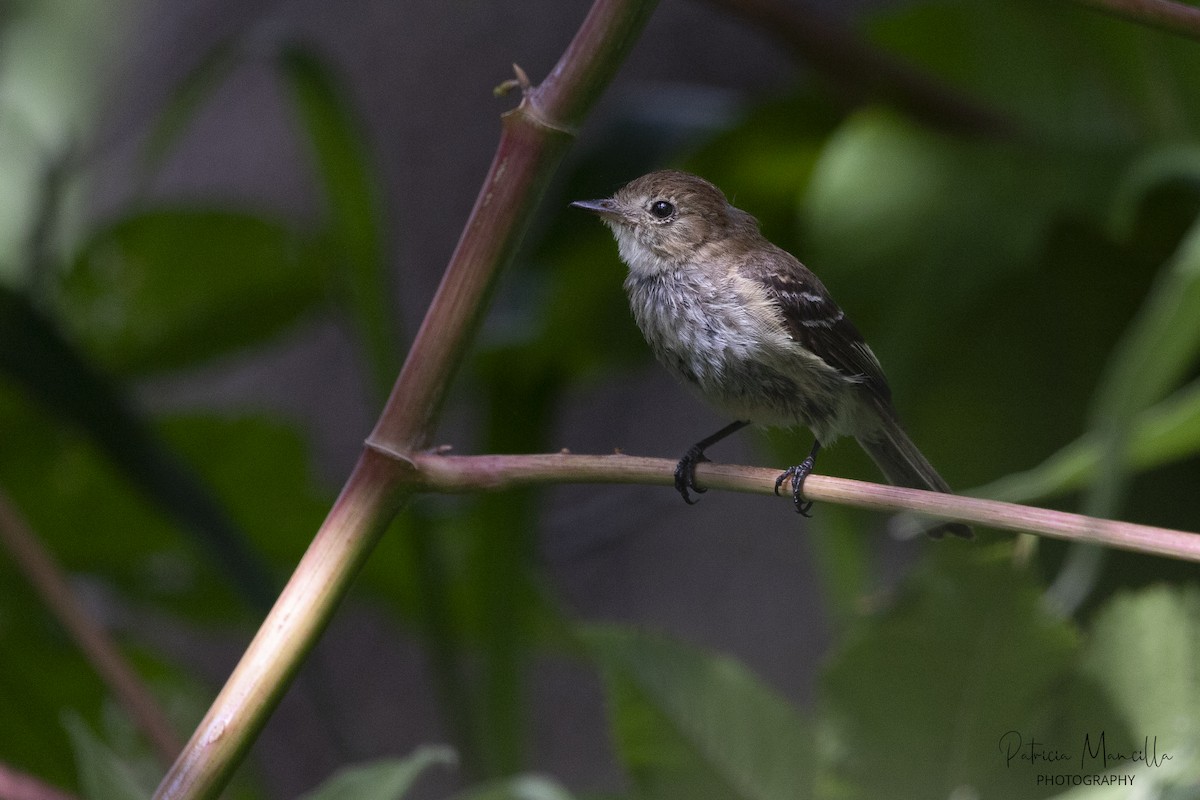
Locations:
700;0;1016;138
1068;0;1200;41
393;449;1200;564
0;492;183;765
153;2;661;798
0;763;79;800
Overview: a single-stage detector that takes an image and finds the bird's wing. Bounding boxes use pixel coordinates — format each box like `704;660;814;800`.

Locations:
746;251;892;405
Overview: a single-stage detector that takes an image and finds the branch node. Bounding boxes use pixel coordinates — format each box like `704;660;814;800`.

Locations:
363;437;417;469
495;64;576;135
494;63;535;99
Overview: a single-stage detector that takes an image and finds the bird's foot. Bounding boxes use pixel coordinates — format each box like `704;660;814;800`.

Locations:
774;456;816;516
674;446;710;505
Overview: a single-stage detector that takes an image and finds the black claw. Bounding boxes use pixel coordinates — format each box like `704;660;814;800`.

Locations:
776;456;816;516
674;447;709;505
672;421;751;507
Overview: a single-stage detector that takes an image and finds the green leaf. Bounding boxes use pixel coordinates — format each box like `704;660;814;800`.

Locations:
65;713;151;800
0;0;139;272
971;378;1200;503
582;624;813;800
0;288;276;610
870;1;1200;145
158;413;335;584
1108;145;1200;241
277;44;398;396
1082;586;1200;749
138;39;242;184
802;108;1111;301
1085;211;1200;517
821;549;1095;799
1036;585;1200;799
455;774;579;800
297;746;457;800
0;566;110;787
60;207;328;375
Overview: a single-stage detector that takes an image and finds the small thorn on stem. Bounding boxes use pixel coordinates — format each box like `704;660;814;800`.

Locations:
512;63;532;89
494;63;533;97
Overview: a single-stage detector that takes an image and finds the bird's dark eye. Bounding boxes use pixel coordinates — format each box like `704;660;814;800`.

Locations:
649;200;675;219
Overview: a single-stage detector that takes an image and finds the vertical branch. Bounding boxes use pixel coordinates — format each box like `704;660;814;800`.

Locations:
153;2;660;798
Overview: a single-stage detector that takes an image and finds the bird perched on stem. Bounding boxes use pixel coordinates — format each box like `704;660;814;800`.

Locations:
572;169;971;539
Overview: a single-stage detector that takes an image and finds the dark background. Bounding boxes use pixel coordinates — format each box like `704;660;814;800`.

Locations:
6;0;1200;798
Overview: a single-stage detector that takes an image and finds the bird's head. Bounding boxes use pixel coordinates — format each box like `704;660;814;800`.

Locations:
572;170;751;275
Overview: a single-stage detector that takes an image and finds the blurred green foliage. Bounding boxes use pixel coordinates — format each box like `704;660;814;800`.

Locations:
3;1;1200;799
294;747;458;800
59;209;330;376
582;625;813;799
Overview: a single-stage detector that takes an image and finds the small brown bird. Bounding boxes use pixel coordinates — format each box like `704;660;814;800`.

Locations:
572;169;970;538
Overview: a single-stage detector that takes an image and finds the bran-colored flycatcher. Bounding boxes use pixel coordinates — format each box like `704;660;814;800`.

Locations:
573;169;970;539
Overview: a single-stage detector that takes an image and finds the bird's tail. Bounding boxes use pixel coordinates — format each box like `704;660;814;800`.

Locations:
856;412;972;539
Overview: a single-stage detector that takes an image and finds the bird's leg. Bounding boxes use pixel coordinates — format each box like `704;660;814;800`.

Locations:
674;420;750;505
774;440;822;516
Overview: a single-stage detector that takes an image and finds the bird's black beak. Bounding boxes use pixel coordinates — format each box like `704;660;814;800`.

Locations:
570;198;622;222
